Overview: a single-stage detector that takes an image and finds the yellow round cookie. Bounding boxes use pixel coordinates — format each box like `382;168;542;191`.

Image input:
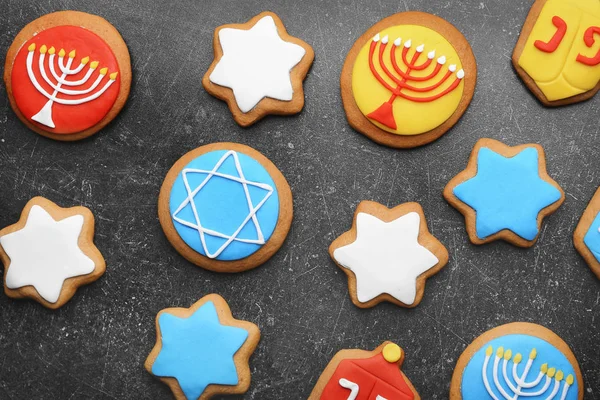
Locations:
352;24;465;136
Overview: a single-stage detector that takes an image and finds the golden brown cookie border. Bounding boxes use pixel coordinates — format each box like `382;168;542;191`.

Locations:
328;201;449;309
202;11;315;127
144;293;261;400
308;341;421;400
340;11;477;148
573;186;600;279
0;196;106;309
449;322;584;400
511;0;600;107
3;10;132;141
158;142;293;273
443;138;565;247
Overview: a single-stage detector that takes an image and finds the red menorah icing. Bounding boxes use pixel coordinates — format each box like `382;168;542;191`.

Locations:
366;33;465;130
11;25;120;134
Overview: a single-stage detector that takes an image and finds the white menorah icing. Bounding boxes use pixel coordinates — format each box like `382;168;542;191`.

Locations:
481;346;574;400
25;43;118;128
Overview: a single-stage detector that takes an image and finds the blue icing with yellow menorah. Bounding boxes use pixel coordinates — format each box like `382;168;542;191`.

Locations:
461;334;578;400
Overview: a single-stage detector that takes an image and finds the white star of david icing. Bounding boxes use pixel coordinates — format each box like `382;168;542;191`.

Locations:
0;205;95;303
209;15;306;112
171;151;274;259
333;212;439;305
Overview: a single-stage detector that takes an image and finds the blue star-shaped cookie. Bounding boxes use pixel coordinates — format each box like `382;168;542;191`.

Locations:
450;142;563;242
574;187;600;279
150;300;250;400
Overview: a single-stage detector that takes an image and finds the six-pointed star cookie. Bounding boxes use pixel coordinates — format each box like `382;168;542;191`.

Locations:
0;196;105;309
145;294;260;400
171;150;275;259
444;138;565;247
329;201;449;308
203;12;314;127
574;186;600;280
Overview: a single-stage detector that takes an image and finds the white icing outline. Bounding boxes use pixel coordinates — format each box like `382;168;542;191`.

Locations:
171;150;274;259
339;378;359;400
337;378;389;400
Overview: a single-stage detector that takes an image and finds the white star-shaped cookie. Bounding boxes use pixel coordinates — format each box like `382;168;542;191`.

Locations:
0;198;104;307
209;15;307;113
330;202;448;307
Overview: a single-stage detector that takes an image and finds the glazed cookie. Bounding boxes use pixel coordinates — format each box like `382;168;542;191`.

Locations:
158;142;293;272
308;342;420;399
513;0;600;106
3;11;131;141
0;197;105;309
202;12;314;127
450;322;583;400
145;294;260;400
573;187;600;279
340;12;477;148
444;138;564;247
329;201;448;308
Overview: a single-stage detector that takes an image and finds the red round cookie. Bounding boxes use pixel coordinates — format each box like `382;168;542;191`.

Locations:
11;25;120;134
4;11;131;141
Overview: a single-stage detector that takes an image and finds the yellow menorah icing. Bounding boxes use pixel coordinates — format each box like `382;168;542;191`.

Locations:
25;43;119;128
481;346;574;400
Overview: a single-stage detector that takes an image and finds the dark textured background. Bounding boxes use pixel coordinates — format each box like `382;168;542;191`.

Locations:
0;0;599;399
